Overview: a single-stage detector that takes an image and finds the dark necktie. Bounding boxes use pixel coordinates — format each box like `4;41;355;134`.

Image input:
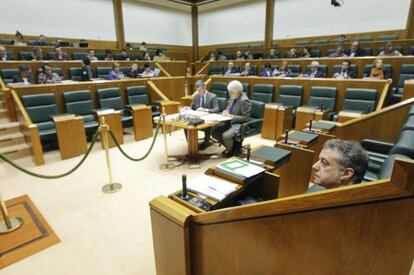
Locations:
201;96;205;108
229;98;238;114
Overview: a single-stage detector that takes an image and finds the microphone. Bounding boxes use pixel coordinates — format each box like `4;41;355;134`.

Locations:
309;119;313;131
181;174;188;199
284;130;289;144
246;145;251;162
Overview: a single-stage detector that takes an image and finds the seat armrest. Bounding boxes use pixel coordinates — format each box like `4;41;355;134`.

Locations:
361;139;394;155
239;118;264;139
125;104;146;111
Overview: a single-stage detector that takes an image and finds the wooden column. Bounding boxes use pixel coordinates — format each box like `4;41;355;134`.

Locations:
407;0;414;38
192;5;199;62
264;0;275;48
113;0;126;48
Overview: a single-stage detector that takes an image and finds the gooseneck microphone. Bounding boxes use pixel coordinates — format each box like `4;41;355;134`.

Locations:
181;174;188;199
309;119;313;131
284;130;289;144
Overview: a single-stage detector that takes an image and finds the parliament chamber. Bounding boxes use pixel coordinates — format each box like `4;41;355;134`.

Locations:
1;0;414;274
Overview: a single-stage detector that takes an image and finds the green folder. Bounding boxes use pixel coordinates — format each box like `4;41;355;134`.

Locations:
311;121;337;131
289;131;318;144
251;146;291;166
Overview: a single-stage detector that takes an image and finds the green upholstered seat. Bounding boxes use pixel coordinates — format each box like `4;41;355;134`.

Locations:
354;37;372;42
377;35;398;41
305;87;337;118
251;84;274;103
310;50;321;57
96;52;106;60
208;65;223;75
129;54;144;60
97;88;132;127
342;88;377;113
126;86;160;117
72;52;88;60
0;39;14;45
239;100;265;139
288;65;301;77
211;82;228;98
47;52;57;60
242;83;249;95
19;51;32;60
217;97;227;112
96;67;112;80
312;39;328;45
389;130;414;158
278;85;303;108
1;69;20;84
391;74;414;103
69;67;83;81
296;41;309;46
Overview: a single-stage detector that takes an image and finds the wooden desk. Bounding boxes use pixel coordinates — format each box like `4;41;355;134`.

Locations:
337;110;364;123
128;105;153;141
295;106;329;130
51;114;87;160
262;104;292;140
402;80;414;101
155;100;180;133
95;110;123;149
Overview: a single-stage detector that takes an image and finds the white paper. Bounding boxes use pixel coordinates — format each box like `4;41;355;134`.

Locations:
201;114;232;123
187;175;238;201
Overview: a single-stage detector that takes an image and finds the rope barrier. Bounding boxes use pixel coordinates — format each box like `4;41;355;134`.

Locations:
0;129;100;179
108;120;161;161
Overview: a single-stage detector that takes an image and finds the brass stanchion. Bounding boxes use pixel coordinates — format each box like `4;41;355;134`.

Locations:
0;189;23;234
159;108;175;171
99;116;122;194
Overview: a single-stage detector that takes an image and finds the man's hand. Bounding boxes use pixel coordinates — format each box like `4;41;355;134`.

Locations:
196;107;208;112
222;110;232;117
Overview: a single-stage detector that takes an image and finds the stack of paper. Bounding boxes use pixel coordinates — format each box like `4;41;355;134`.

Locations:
216;158;265;180
201;114;232;123
187;175;238;201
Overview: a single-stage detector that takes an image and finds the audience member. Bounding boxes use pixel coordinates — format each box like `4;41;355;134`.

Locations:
209;52;217;61
140;63;154;77
80;57;93;81
261;63;273;77
125;43;133;50
378;42;403;57
243;50;253;60
346;41;365;57
368;59;385;80
87;49;98;61
79;39;88;47
302;60;325;78
108;62;124;80
212;80;251;157
54;46;69;60
307;139;368;192
288;48;299;58
267;48;278;59
144;52;152;61
217;51;227;61
37;34;49;46
273;61;292;77
117;49;130;61
38;64;61;84
128;63;140;78
104;49;114;61
13;64;33;84
31;47;44;61
235;50;244;60
337;34;348;43
301;47;311;58
0;46;13;61
333;60;355;79
139;42;147;51
224;61;238;76
153;49;162;61
329;46;347;57
240;62;255;76
13;31;26;46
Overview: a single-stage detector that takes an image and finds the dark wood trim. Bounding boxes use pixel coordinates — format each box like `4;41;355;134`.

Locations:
113;0;126;49
407;0;414;38
192;5;199;62
264;0;275;48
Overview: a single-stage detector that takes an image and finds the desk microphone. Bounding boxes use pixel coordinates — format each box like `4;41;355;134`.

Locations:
181;174;188;199
247;146;251;162
309;119;313;131
284;130;289;144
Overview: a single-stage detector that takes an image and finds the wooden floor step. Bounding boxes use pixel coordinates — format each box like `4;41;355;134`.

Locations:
0;143;32;162
0;121;22;135
0;132;26;148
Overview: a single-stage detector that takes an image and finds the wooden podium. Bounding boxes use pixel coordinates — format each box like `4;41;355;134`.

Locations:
52;114;87;160
261;104;293;140
94;110;124;149
127;105;153;141
337;111;364;123
295;106;329;130
155;100;180;133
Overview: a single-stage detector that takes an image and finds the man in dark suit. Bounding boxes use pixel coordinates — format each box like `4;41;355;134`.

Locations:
240;62;255;76
345;41;365;57
223;62;238;76
13;64;34;84
212;80;252;157
188;80;219;149
0;46;13;61
303;61;326;78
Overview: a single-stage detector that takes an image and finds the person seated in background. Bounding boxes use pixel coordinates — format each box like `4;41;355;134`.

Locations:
307;139;368;193
37;34;49;46
209;52;217;61
333;60;355;79
118;49;130;61
267;48;278;59
140;63;154;77
217;51;227;61
80;57;93;81
301;47;311;58
273;61;292;77
240;62;255;76
87;49;98;61
128;63;140;78
368;58;385;80
144;51;152;61
108;62;124;80
288;48;299;58
13;31;26;46
31;47;44;61
13;64;33;84
346;41;365;57
302;60;325;78
0;46;13;61
54;46;69;60
235;50;244;60
329;46;347;57
104;49;114;61
159;51;170;61
153;49;162;61
139;42;147;51
261;63;273;77
378;42;403;57
79;39;88;48
187;80;219;150
212;80;251;157
338;34;348;43
38;64;61;84
243;50;253;60
125;43;133;50
224;61;238;76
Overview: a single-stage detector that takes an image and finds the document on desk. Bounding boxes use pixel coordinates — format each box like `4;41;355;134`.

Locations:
187;175;238;201
216;158;265;180
201;114;232;123
186;110;209;117
153;113;179;122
